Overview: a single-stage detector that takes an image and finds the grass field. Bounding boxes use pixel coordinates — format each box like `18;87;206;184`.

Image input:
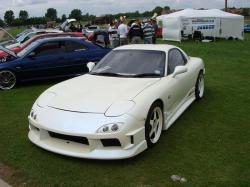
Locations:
0;31;250;186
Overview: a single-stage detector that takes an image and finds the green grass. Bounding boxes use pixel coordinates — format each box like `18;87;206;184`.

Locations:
8;28;25;37
0;33;250;187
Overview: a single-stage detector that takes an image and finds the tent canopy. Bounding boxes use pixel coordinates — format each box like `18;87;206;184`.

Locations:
157;8;243;20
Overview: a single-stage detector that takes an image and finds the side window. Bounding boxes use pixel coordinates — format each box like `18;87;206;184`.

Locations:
65;41;87;53
168;49;187;75
34;42;65;56
22;33;35;43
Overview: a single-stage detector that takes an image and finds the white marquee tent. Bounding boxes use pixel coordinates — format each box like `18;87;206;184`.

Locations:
157;9;244;42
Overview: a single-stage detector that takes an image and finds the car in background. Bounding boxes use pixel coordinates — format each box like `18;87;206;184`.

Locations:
59;19;83;32
87;29;109;48
8;29;63;49
15;28;36;39
83;25;100;38
0;37;111;90
0;32;84;60
244;24;250;33
28;44;205;159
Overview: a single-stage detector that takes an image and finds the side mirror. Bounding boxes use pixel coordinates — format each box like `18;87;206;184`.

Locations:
172;66;187;78
28;52;36;58
87;62;95;72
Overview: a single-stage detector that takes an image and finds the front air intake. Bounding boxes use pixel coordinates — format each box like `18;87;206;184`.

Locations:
49;131;89;145
101;139;121;147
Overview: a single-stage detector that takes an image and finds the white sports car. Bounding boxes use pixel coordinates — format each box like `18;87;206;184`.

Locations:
28;44;205;159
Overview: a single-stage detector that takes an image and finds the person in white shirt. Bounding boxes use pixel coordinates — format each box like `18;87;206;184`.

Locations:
118;16;128;46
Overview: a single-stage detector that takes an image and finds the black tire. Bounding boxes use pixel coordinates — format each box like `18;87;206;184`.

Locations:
145;101;163;148
195;71;205;100
0;70;17;90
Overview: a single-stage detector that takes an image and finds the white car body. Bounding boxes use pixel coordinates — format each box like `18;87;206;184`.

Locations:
28;44;205;159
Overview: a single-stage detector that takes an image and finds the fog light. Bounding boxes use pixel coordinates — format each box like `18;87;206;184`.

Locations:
111;124;119;131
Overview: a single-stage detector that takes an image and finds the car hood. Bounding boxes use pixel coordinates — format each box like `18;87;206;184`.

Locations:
44;74;160;113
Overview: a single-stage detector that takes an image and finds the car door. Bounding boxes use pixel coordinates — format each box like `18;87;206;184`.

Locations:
18;41;66;80
61;40;92;75
164;48;191;114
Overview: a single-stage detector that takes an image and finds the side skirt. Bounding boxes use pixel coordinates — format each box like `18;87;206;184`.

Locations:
163;91;196;130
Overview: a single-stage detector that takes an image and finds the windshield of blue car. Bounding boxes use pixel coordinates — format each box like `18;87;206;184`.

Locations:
90;50;166;78
17;41;38;57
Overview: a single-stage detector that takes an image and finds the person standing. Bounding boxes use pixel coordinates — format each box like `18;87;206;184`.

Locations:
108;21;119;48
128;19;143;44
151;18;158;44
118;16;128;46
142;18;154;44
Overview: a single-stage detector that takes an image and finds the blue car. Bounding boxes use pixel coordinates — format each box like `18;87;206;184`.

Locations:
0;37;111;90
244;25;250;33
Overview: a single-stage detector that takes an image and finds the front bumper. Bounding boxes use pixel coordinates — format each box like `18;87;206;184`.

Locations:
28;111;147;159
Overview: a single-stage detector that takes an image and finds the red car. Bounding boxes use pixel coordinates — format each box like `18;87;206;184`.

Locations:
0;32;84;59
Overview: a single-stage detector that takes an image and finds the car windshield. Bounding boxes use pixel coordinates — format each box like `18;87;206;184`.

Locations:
90;50;166;78
17;41;38;57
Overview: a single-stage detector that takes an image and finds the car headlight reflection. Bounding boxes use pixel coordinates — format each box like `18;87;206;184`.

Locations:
97;123;123;133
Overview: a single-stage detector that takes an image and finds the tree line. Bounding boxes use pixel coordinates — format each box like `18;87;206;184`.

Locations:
0;6;170;27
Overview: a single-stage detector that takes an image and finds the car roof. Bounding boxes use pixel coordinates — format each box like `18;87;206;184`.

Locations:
114;44;177;52
32;32;81;39
37;37;84;43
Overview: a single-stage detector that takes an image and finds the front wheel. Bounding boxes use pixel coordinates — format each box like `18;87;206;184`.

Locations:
145;102;163;148
0;70;17;90
195;71;205;100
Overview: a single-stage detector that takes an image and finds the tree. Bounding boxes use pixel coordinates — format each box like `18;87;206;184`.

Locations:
164;6;170;11
19;10;29;21
69;9;82;21
61;14;67;22
45;8;57;21
4;10;15;25
152;6;163;16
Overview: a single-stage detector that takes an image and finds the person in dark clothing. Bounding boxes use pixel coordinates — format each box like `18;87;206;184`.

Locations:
128;20;143;44
151;19;158;44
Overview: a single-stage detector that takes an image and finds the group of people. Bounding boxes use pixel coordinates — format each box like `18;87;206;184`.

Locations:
108;16;158;48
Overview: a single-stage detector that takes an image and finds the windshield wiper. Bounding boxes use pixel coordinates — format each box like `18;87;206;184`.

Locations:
90;72;124;77
132;73;162;78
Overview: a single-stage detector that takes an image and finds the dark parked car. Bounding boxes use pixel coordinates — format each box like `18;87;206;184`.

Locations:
244;24;250;33
0;37;111;90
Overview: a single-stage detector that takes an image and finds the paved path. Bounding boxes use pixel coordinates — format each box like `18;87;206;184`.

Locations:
0;177;12;187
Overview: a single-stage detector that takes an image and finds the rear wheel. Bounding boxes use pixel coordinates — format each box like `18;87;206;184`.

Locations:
195;71;205;100
0;70;16;90
145;102;163;147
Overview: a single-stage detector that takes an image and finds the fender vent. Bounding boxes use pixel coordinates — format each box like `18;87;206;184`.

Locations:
49;131;89;145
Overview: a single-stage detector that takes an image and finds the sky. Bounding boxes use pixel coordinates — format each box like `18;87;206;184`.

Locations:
0;0;250;18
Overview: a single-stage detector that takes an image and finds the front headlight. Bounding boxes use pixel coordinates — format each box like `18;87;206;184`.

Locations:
30;109;37;120
105;100;135;117
97;123;124;133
